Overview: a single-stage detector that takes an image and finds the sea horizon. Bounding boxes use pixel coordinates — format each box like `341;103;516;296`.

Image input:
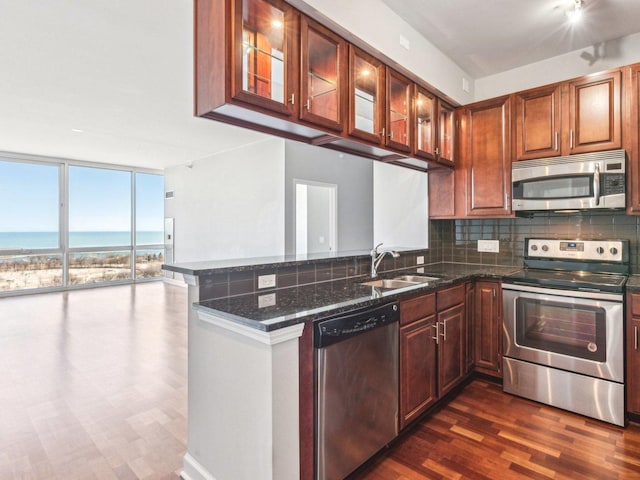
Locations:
0;231;164;249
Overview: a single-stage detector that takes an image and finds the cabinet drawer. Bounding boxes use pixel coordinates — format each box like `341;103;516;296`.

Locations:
631;293;640;316
437;284;465;311
400;293;436;326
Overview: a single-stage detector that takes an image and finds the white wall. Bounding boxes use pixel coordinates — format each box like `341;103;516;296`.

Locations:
475;32;640;101
288;0;474;105
373;162;428;249
164;138;285;262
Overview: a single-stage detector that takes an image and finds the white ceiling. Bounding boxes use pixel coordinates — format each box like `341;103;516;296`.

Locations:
2;0;640;170
381;0;640;78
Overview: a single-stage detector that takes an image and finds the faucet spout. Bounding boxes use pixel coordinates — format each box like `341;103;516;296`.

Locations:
370;243;400;278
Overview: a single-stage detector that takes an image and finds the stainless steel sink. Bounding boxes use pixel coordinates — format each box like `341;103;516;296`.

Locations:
393;275;440;283
360;279;419;289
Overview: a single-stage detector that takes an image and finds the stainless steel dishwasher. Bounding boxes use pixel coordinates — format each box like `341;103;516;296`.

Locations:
314;301;399;480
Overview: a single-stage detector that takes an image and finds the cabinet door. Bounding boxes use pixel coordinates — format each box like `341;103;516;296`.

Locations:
299;17;346;132
474;281;502;377
460;96;512;217
232;0;298;116
437;100;456;166
348;46;385;144
437;303;465;397
465;282;475;374
400;316;437;429
568;70;621;154
514;84;561;160
385;69;412;152
413;85;437;161
626;293;640;414
627;64;640;214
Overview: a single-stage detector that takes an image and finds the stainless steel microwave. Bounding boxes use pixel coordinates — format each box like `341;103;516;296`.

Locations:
512;149;626;212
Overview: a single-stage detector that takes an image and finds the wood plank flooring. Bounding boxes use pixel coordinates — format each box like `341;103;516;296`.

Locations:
3;283;640;479
0;282;188;479
355;380;640;480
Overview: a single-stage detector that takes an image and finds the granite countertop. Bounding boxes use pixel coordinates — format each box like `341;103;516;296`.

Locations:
193;263;521;332
626;275;640;291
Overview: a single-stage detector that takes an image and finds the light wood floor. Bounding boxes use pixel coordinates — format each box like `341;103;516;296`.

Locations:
0;282;188;479
3;284;640;480
356;381;640;480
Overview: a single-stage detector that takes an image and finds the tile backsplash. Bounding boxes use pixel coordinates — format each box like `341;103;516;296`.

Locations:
431;210;640;273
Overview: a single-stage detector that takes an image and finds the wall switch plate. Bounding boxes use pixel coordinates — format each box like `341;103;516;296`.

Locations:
478;239;500;253
258;293;276;308
257;274;276;289
416;256;424;265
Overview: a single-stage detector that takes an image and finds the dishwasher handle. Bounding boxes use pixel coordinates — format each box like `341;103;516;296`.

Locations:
314;301;399;349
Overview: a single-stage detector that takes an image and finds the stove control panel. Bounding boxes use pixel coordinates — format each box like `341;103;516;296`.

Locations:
526;239;624;262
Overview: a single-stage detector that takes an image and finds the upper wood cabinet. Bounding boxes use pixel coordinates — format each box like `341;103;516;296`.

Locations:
568;70;621;154
460;96;512;217
438;100;456;165
347;46;386;145
627;64;640;214
299;17;346;132
386;69;412;152
414;88;455;166
514;84;562;161
514;69;622;161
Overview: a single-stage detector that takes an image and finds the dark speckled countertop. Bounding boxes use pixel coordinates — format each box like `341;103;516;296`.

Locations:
193;263;521;331
626;275;640;291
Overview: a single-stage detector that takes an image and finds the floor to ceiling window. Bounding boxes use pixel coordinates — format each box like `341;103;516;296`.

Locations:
0;155;164;294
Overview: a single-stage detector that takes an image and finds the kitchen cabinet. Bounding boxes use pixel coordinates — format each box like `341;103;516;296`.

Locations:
474;280;502;377
627;63;640;214
465;281;475;374
414;87;455;166
626;292;640;414
513;70;621;161
299;16;346;132
459;96;512;217
399;284;466;429
385;69;412;153
348;46;386;145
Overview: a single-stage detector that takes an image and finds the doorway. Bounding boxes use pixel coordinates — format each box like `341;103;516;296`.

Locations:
294;180;337;255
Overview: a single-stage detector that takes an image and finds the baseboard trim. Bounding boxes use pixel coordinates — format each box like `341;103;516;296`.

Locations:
181;453;216;480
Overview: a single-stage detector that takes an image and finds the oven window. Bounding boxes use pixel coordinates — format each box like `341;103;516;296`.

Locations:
515;298;606;362
513;174;593;200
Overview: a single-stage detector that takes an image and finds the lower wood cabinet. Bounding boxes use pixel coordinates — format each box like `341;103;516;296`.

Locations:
474;280;503;377
399;284;466;429
626;292;640;414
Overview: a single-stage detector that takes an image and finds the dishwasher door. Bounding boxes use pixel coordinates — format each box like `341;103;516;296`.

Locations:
315;304;399;480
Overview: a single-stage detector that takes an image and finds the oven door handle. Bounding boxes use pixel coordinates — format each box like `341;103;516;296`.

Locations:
593;163;601;206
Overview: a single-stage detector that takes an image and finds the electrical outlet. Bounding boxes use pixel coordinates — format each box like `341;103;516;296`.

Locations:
258;293;276;308
416;256;424;265
416;267;425;274
257;274;276;289
478;240;500;253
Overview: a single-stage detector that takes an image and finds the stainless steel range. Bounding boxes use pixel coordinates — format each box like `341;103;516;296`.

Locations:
502;238;629;426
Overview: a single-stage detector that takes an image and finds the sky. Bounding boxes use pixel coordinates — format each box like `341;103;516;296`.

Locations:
0;159;163;233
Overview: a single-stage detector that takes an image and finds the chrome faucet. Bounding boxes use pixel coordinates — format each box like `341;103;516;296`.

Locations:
370;243;400;278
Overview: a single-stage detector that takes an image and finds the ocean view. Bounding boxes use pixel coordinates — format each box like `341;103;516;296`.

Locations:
0;231;164;249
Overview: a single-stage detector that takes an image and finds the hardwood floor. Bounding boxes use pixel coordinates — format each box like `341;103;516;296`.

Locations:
0;282;188;480
356;380;640;480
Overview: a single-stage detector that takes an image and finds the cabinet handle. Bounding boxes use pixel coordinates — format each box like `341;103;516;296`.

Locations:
440;321;446;341
570;129;574;148
435;147;440;156
288;93;295;105
492;288;496;298
380;128;385;138
432;323;439;345
554;132;558;151
635;326;638;351
305;98;311;110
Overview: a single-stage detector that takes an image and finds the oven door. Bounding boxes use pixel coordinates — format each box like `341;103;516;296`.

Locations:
503;284;623;383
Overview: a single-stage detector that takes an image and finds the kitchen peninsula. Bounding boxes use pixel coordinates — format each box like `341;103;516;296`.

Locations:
163;253;518;480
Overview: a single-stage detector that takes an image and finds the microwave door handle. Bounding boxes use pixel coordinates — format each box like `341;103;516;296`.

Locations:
593;163;601;206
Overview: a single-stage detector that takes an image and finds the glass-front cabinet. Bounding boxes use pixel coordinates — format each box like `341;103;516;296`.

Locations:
438;100;455;165
233;0;298;116
414;86;436;159
299;17;345;132
386;69;412;152
348;46;385;144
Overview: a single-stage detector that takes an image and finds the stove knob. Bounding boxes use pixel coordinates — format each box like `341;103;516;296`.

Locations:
531;245;538;251
596;247;605;254
610;247;618;255
541;245;549;252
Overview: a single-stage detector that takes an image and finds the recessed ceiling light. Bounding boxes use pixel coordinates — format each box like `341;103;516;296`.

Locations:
566;0;584;23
